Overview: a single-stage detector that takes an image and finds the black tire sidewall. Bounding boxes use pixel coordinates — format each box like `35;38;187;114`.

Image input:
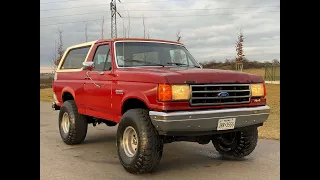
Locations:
58;105;72;140
116;109;163;174
213;128;258;159
58;100;87;144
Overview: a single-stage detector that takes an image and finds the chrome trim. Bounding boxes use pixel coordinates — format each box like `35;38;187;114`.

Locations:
189;101;250;106
152;113;269;122
193;89;250;93
192;95;250;100
192;84;251;87
149;105;270;117
149;105;270;134
190;83;251;106
115;90;124;94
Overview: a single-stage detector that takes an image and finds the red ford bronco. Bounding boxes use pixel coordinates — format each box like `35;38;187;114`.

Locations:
52;38;270;174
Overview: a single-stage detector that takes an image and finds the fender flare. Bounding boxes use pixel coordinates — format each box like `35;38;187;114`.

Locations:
61;86;76;101
121;91;150;109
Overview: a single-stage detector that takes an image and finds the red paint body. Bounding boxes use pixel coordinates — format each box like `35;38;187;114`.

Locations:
53;38;266;123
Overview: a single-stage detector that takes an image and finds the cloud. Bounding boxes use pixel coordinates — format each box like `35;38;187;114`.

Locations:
40;0;280;66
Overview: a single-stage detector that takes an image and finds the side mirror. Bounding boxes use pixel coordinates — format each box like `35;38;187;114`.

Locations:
82;62;95;71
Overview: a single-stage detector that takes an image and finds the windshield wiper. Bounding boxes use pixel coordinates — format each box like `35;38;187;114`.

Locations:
124;59;165;67
167;62;201;68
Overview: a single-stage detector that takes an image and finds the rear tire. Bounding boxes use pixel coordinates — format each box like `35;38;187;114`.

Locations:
116;109;163;174
212;128;258;159
58;100;88;145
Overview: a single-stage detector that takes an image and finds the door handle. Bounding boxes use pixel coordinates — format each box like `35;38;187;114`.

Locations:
84;77;90;80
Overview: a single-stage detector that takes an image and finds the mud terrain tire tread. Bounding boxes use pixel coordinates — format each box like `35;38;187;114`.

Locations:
117;109;163;174
212;128;258;159
59;100;88;145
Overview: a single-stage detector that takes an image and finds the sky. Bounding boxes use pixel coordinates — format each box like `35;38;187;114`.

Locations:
40;0;280;72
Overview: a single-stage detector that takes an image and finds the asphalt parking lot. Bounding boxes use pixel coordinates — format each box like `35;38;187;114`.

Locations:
40;101;280;180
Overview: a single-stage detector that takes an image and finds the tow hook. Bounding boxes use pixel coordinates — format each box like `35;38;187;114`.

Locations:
52;102;60;110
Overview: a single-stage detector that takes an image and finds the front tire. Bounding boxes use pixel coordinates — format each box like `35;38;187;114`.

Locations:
212;128;258;159
58;100;88;145
116;109;163;174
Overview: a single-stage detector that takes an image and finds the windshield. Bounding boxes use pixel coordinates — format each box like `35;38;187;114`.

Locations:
115;42;200;68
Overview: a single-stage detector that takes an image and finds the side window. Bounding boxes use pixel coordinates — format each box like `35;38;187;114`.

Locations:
61;46;91;69
92;44;112;71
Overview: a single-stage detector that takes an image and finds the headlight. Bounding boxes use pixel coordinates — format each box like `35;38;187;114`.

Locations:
251;83;265;97
158;84;190;101
172;85;191;100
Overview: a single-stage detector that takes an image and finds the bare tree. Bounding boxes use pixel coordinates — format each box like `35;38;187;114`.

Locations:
122;11;131;38
172;29;184;63
176;28;181;42
123;27;128;38
235;28;245;63
272;59;280;66
122;16;127;38
49;40;58;73
101;16;104;39
142;16;146;38
85;22;88;42
123;11;131;37
56;29;64;66
50;29;64;73
235;28;245;71
127;10;130;38
141;15;151;38
264;61;272;66
147;29;150;39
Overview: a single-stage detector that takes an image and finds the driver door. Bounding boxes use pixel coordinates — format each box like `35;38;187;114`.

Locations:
84;43;113;120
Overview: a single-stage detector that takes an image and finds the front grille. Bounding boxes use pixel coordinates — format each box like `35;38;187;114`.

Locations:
190;84;251;106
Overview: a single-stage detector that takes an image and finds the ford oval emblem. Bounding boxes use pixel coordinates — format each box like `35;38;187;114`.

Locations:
217;92;229;97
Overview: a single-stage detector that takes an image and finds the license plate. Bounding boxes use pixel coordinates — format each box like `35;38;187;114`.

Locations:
217;118;236;131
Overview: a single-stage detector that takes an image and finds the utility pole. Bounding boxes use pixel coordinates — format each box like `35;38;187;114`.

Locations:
110;0;122;38
101;16;104;39
85;22;88;42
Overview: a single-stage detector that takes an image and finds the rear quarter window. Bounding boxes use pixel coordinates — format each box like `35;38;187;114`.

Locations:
60;46;91;69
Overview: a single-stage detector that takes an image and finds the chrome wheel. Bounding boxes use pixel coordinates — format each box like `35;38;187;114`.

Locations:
122;126;138;157
61;112;70;134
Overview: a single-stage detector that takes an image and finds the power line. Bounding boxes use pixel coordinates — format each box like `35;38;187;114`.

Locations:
40;43;281;46
40;1;279;11
41;0;183;5
40;0;88;4
40;6;279;19
40;11;280;27
41;18;102;27
40;3;109;11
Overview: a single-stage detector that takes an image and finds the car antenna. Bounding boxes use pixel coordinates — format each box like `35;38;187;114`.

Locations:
122;18;126;68
122;38;125;67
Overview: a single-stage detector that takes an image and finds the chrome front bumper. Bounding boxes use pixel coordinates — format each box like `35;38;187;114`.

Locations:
149;105;270;135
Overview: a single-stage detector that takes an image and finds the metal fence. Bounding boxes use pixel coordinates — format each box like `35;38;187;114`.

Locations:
264;65;280;82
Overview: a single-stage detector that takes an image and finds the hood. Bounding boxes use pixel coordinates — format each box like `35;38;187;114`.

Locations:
120;67;264;84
